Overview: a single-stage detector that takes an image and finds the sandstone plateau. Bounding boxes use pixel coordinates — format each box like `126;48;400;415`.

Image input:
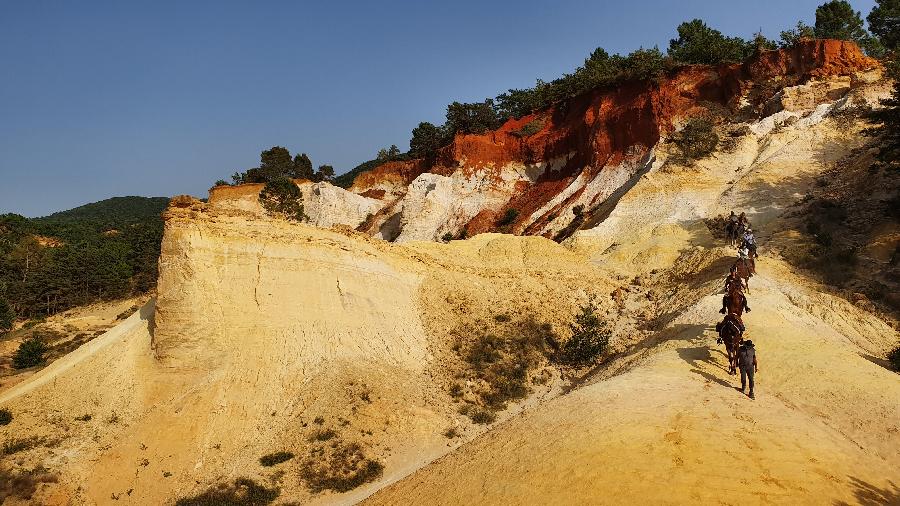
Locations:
1;40;899;505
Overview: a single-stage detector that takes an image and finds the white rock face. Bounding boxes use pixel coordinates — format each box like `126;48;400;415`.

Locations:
207;180;383;229
300;182;383;229
384;156;567;242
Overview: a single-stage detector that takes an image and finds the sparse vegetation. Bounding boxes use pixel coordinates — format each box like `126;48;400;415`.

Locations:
0;408;11;426
12;337;47;369
668;118;719;166
3;437;43;456
259;451;294;467
560;299;611;367
75;414;92;422
513;118;546;137
175;478;279;506
300;440;384;493
443;427;460;438
441;232;454;242
309;428;337;442
0;467;58;504
453;318;556;415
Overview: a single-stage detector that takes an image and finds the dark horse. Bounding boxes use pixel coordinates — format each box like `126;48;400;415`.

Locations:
716;314;745;374
725;220;740;247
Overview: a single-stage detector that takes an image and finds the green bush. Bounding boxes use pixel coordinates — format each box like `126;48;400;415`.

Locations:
0;408;11;426
259;178;307;221
669;118;719;166
175;478;279;506
12;337;47;369
561;300;610;367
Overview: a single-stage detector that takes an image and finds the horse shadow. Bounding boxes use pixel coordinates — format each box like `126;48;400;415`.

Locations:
676;343;735;389
833;477;900;506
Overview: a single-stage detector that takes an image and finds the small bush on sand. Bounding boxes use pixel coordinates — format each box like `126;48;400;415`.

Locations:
175;478;279;506
300;441;384;493
669;118;719;166
0;467;58;503
259;452;294;467
0;408;11;426
560;300;610;367
466;407;496;425
13;337;47;369
889;345;900;372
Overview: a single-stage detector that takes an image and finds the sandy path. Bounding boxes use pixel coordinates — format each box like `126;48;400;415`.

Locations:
366;261;900;505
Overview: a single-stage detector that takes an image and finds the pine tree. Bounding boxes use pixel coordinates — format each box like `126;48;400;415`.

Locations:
868;0;900;52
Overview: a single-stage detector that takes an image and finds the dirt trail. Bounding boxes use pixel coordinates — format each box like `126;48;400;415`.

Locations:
367;262;900;504
367;87;900;504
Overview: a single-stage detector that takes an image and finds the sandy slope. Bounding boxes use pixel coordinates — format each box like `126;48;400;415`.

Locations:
366;261;900;505
1;73;898;506
367;84;900;504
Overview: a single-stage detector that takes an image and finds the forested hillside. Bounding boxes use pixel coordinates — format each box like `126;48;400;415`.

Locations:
0;197;167;326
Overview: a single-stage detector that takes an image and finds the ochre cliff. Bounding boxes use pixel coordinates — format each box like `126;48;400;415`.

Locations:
205;40;876;244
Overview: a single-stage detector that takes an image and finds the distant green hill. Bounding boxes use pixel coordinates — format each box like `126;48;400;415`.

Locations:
1;196;169;321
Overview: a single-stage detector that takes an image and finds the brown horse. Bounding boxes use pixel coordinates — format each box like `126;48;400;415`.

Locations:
716;314;745;374
720;285;750;318
732;258;753;294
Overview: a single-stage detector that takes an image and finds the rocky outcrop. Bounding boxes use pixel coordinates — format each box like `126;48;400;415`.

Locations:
206;40;877;243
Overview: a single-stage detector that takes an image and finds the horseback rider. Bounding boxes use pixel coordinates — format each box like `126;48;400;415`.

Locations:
725;211;738;237
720;287;750;315
724;267;745;292
741;228;757;256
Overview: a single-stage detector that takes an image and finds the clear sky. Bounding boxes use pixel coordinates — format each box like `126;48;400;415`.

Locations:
0;0;877;216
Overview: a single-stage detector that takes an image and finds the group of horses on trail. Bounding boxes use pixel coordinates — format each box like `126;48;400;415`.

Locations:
716;211;758;375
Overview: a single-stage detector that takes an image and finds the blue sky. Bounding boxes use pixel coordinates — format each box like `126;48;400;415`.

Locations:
0;0;877;216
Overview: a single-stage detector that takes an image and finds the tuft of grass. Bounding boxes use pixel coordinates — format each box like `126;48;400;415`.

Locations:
259;452;294;467
309;428;337;442
300;441;384;493
75;414;92;422
443;427;460;439
3;437;43;455
174;478;279;506
0;408;11;426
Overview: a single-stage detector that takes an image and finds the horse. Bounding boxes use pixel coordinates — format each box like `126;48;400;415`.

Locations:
725;220;740;246
721;284;750;317
732;257;753;294
716;314;745;374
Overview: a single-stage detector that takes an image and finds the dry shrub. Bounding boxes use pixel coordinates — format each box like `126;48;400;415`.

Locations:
259;451;294;467
0;467;58;503
0;408;11;426
454;318;555;412
300;440;384;493
174;478;279;506
3;436;43;455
